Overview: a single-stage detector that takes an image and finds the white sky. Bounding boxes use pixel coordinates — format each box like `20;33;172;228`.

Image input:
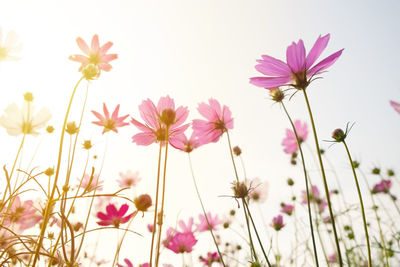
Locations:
0;0;399;265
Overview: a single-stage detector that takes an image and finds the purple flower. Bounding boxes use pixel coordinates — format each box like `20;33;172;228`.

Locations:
250;34;343;90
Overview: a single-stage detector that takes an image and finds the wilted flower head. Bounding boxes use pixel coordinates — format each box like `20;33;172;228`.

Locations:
192;99;233;144
390;100;400;114
117;170;141;188
196;212;221;232
282;120;308;154
131;96;189;146
232;181;249;199
92;103;129;134
0;27;22;62
372;180;391;194
96;203;134;228
250;34;343;90
69;34;117;77
270;215;285;231
134;194;152;212
0;94;51;136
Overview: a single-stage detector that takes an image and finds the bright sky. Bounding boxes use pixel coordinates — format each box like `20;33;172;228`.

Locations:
0;0;399;265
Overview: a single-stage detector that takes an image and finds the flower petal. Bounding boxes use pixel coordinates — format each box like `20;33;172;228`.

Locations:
306;34;330;69
255;55;291;76
308;49;344;77
249;76;291;89
76;37;90;55
286;40;306;73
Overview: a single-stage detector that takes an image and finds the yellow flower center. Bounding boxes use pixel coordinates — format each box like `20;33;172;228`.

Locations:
88;53;101;65
104;119;116;132
159;109;176;126
0;47;8;60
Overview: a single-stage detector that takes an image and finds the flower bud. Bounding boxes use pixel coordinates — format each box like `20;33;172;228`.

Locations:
83;140;92;150
352;161;360;168
232;146;242;156
269;88;285;102
387;169;395;176
332;128;345;142
372;167;380;175
134;194;152;212
44;167;54;176
46;126;54;133
287;178;294;186
66;122;79;135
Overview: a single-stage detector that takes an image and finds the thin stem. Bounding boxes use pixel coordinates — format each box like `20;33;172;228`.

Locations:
281;102;320;267
302;89;343;266
226;131;258;261
187;154;226;266
342;140;371;267
155;140;169;267
31;76;85;267
243;199;272;266
149;142;163;267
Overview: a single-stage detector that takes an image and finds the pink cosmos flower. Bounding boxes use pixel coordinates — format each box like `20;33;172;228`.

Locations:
250;34;343;90
69;34;117;73
192;99;234;144
170;131;203;153
147;224;154;233
166;232;197;254
4;196;42;232
390;100;400;114
118;259;133;267
200;252;220;266
328;253;338;263
92;103;129;134
248;178;269;203
301;186;328;213
270;215;285;231
372;180;391;194
117;170;141;188
196;212;221;232
131;96;189;146
282;120;308;154
79;173;103;193
280;204;294;216
96;203;135;228
162;227;176;247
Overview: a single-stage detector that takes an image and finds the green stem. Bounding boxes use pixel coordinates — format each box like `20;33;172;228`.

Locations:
243;199;272;266
342;140;371;267
281;102;320;267
155;138;169;267
226;131;258;262
188;154;226;266
302;89;343;266
149;142;163;267
31;76;84;267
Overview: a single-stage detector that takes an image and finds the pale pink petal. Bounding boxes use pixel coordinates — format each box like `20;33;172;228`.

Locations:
172;106;189;129
76;37;90;55
208;99;222;119
131;118;152;132
255;55;291;76
69;54;89;64
157;95;175;113
132;132;155;146
100;41;113;54
111;104;120;120
197;102;218;121
139;99;159;129
390;100;400;114
98;62;112;71
102;103;110;119
92;110;105;122
286;40;306;73
308;49;344;77
306;34;330;69
91;34;100;52
249;76;291;89
102;54;118;62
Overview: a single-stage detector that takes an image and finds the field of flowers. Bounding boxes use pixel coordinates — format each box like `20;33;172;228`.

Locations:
0;2;399;267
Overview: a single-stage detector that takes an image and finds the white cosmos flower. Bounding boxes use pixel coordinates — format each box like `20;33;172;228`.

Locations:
0;27;23;61
0;101;51;136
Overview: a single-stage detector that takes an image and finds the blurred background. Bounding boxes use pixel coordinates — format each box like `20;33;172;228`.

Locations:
0;0;399;265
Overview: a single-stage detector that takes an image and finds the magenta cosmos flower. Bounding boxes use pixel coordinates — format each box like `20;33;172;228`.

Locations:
96;203;134;228
372;180;391;194
250;34;343;90
270;215;285;231
192;99;233;144
280;204;294;216
92;103;129;134
170;131;203;153
166;231;198;254
200;252;220;266
69;34;117;74
282;120;308;154
131;96;189;146
390;100;400;114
